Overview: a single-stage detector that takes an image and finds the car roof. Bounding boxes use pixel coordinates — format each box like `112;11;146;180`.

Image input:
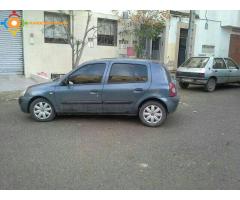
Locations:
190;56;233;59
81;58;162;65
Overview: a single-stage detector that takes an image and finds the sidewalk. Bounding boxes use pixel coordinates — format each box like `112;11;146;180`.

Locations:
0;75;39;92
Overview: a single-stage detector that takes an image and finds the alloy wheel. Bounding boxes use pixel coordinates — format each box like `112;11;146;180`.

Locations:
33;102;52;120
143;105;163;124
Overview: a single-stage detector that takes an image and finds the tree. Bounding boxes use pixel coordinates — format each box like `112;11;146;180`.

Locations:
48;10;119;68
60;10;98;68
121;10;167;58
44;11;98;68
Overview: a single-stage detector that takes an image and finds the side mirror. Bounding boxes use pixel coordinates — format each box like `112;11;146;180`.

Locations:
61;77;72;86
68;81;74;85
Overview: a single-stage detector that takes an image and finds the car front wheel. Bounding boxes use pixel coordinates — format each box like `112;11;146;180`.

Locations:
29;98;56;122
139;101;167;127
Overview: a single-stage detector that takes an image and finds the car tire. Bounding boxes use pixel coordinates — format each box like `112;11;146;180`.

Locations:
29;98;56;122
139;101;167;127
205;78;216;92
179;81;189;89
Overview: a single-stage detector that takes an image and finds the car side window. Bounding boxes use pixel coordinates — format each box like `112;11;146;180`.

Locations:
213;58;227;69
108;63;148;83
68;63;106;84
225;58;239;70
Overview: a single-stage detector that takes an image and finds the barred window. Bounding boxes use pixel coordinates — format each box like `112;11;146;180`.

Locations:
44;12;70;44
97;18;117;46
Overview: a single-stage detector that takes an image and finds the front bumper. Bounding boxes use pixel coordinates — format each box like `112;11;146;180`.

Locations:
18;96;31;113
176;77;208;85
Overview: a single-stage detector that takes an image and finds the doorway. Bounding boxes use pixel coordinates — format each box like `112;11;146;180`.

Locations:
151;37;160;60
177;28;188;67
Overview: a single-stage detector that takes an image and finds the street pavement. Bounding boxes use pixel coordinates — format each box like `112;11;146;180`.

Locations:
0;84;240;189
0;75;39;92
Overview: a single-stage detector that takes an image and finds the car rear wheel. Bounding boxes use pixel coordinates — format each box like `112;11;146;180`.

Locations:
179;81;189;89
205;78;216;92
30;98;56;122
139;101;167;127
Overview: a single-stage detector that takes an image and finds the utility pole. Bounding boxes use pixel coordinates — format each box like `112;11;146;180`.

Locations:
70;10;74;69
186;10;195;60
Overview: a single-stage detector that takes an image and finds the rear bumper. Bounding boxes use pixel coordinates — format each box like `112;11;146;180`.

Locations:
18;96;31;113
176;77;208;85
162;96;180;113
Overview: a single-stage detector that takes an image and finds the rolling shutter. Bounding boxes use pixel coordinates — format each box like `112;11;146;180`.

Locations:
0;10;24;74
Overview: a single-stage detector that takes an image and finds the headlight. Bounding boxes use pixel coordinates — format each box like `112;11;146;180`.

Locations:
20;89;27;96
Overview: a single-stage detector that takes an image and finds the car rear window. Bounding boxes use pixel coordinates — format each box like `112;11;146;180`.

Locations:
108;63;148;83
181;57;209;68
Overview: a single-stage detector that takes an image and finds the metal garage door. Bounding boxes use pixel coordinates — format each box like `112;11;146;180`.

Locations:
0;10;24;74
229;34;240;64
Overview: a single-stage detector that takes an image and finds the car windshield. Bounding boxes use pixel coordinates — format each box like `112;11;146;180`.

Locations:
181;57;209;68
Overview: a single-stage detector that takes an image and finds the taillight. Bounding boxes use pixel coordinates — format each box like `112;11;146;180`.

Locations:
169;82;177;97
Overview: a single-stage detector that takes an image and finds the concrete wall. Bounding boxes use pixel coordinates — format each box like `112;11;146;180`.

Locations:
22;10;120;77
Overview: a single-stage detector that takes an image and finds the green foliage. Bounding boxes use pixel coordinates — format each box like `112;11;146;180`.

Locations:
129;10;165;58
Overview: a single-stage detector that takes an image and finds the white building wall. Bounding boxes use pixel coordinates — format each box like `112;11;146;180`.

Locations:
23;10;72;77
74;11;119;63
163;16;189;70
22;10;120;77
193;11;233;57
164;10;240;70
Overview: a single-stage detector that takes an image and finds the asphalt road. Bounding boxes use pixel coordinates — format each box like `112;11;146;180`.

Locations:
0;84;240;189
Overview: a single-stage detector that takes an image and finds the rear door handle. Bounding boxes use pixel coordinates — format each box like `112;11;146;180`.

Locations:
134;88;144;93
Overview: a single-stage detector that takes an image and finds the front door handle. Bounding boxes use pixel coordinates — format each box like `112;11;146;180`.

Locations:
90;90;98;95
134;88;144;93
214;70;218;72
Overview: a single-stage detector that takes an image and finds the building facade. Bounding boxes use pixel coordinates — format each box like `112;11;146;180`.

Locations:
163;10;240;70
0;10;121;77
0;10;240;77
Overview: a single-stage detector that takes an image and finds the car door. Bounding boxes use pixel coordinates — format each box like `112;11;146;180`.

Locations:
102;62;151;114
224;58;240;83
54;63;107;113
212;58;229;83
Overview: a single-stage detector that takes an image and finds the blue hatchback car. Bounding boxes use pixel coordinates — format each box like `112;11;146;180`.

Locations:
19;59;179;127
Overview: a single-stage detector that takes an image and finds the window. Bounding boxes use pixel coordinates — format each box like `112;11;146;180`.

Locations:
69;63;106;84
202;45;215;54
97;18;117;46
44;12;70;44
119;39;128;49
108;63;148;83
181;57;209;68
213;58;227;69
224;58;239;69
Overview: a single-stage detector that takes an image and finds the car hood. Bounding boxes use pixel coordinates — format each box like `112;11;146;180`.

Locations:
27;80;60;92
